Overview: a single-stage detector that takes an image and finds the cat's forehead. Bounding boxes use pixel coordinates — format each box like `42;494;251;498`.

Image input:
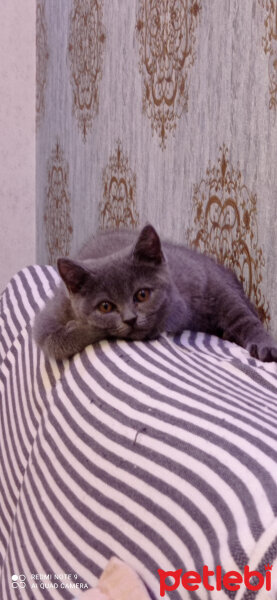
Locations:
83;253;160;296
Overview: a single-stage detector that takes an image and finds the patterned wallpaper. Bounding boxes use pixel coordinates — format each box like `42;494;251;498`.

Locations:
36;0;277;336
136;0;201;148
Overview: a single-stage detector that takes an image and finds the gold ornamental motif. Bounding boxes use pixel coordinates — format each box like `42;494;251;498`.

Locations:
136;0;201;148
36;0;49;127
44;140;73;265
99;141;139;230
258;0;277;111
187;146;270;325
68;0;105;141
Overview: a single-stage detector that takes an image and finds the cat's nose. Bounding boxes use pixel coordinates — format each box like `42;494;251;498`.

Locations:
123;316;137;327
122;307;137;327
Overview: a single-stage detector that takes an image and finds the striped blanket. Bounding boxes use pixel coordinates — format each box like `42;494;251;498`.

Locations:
1;265;277;600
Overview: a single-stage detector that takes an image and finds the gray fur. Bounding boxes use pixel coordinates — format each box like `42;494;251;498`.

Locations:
33;225;277;362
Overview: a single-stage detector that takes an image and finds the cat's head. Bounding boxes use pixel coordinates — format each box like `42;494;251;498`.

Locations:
57;225;172;342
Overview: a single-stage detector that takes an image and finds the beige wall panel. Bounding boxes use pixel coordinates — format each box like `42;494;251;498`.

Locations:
0;0;36;292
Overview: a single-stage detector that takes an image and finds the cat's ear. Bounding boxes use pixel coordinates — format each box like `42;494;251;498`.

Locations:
57;258;89;294
133;225;164;264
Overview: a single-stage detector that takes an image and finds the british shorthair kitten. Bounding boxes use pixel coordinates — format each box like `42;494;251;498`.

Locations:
33;225;277;362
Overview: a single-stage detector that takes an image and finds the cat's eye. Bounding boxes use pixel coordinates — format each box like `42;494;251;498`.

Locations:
98;301;114;314
134;289;150;303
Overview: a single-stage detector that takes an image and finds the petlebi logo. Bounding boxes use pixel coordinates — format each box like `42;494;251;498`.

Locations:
11;574;26;589
158;564;272;596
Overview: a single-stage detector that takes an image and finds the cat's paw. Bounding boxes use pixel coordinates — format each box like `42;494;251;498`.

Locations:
247;342;277;362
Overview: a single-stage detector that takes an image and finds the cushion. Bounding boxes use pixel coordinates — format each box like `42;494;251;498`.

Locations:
1;266;277;599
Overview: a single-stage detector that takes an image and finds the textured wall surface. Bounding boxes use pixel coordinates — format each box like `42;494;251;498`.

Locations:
36;0;277;335
0;0;36;293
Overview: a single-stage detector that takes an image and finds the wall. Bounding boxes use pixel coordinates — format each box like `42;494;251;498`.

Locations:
36;0;277;336
0;0;36;293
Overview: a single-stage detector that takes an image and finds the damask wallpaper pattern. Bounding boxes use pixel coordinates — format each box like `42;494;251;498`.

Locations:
36;0;48;127
259;0;277;111
99;140;139;230
136;0;202;147
36;0;277;336
187;145;270;325
44;139;73;265
68;0;106;140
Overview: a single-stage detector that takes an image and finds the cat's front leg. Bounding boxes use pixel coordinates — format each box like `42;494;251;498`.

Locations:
219;292;277;362
41;320;101;360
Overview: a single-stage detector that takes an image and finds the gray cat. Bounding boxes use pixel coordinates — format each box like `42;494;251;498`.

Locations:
33;224;277;362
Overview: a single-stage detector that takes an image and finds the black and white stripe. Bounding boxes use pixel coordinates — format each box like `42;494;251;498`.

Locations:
1;266;277;600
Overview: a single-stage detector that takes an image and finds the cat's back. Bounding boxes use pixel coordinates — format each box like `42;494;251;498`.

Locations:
78;229;201;263
77;229;214;288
